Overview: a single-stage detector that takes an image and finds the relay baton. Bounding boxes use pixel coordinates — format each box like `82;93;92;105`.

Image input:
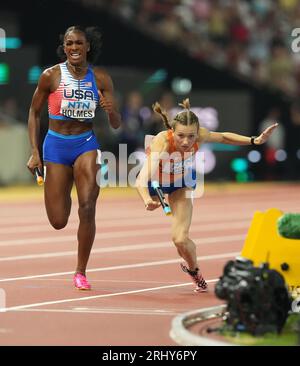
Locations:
34;167;44;186
151;181;171;216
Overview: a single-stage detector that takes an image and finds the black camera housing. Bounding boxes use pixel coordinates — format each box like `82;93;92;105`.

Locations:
215;257;292;335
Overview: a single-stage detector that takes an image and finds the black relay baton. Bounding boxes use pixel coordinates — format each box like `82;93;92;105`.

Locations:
151;181;171;216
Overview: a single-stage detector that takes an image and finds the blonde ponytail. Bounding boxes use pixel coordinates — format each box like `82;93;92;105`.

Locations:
178;98;191;125
178;98;190;110
152;102;172;130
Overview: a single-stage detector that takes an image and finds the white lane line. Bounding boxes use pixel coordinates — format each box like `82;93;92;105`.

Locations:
0;222;248;247
0;200;283;222
0;215;252;234
20;279;182;285
0;234;244;262
1;196;299;223
0;235;75;247
0;251;238;283
3;279;219;312
13;308;180;316
2;195;300;222
0;196;298;215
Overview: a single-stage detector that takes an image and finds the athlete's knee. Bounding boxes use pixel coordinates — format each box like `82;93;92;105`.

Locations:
49;217;68;230
78;201;96;221
172;233;189;248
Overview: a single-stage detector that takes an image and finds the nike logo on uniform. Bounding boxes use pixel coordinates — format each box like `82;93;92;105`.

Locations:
86;135;93;141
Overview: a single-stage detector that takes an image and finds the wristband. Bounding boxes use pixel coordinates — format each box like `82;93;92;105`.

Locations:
250;136;257;145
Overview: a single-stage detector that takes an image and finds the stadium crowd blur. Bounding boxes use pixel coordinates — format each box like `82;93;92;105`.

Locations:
79;0;300;99
64;0;300;180
1;0;300;181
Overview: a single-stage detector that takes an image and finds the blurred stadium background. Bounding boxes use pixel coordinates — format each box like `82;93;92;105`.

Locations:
1;0;300;186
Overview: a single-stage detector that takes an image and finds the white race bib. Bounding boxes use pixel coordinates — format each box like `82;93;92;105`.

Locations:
60;99;97;121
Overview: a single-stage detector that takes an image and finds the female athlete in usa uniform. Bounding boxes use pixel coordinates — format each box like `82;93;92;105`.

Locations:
136;98;278;292
27;26;121;290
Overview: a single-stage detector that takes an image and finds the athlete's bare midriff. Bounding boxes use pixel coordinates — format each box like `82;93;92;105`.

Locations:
49;118;93;135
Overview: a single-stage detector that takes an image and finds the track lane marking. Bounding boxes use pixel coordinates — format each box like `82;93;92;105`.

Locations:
0;222;248;247
0;251;238;283
0;234;244;262
3;279;219;312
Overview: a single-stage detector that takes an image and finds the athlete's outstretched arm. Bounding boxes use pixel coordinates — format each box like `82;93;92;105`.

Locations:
200;123;278;146
27;69;51;174
94;68;121;129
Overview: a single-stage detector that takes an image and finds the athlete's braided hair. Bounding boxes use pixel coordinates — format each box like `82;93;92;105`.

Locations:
152;102;172;129
152;98;199;130
57;25;102;64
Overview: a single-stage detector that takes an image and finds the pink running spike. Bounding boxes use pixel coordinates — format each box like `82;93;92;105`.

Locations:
180;263;208;292
73;273;91;290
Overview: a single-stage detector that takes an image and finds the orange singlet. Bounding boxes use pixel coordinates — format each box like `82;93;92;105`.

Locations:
146;130;199;190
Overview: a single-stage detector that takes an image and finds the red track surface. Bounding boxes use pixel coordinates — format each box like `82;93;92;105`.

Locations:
0;183;299;345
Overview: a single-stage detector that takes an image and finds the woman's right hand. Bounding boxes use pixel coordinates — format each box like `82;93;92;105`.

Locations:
27;152;42;175
145;198;161;211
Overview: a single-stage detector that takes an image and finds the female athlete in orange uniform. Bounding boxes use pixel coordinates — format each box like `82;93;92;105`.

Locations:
136;98;278;292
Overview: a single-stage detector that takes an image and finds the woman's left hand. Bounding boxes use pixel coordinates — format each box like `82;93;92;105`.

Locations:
98;89;114;114
255;123;279;145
